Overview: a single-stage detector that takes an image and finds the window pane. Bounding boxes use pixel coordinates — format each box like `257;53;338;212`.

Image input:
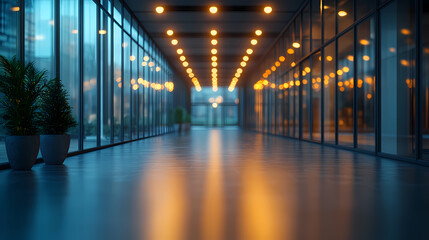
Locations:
380;0;416;157
311;0;322;50
100;11;112;146
323;41;336;143
302;59;311;140
323;0;335;42
282;74;289;136
302;4;310;56
0;0;19;58
123;34;131;140
131;41;138;139
422;0;429;159
25;0;55;78
113;23;122;142
337;0;353;33
337;30;354;147
138;47;144;137
294;68;300;137
60;0;79;152
83;0;97;149
356;0;376;20
311;51;322;141
356;17;376;151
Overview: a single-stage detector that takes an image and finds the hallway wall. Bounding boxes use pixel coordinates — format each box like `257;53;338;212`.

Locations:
243;0;429;164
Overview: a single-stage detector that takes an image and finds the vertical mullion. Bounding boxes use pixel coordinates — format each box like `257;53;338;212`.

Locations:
120;6;124;142
78;0;84;151
96;5;101;147
353;25;357;148
334;0;338;145
416;0;422;159
110;3;114;144
375;2;381;154
55;0;60;78
321;0;325;143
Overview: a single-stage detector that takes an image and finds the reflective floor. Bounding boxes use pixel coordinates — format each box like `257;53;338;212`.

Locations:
1;128;429;240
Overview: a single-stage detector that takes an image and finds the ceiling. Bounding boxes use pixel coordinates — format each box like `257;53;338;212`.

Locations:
124;0;306;88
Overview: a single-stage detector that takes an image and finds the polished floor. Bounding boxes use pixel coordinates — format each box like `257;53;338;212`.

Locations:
1;128;429;240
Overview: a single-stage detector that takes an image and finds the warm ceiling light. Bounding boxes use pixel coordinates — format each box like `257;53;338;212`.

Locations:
246;49;253;55
235;73;241;78
275;61;280;67
211;30;217;36
255;30;263;36
155;6;164;14
264;6;273;14
211;49;217;54
251;39;258;45
212;62;217;67
99;30;107;35
129;55;136;61
166;29;174;36
10;6;20;12
209;6;218;14
171;39;178;45
338;11;347;17
186;68;192;73
142;62;147;66
360;39;370;45
211;39;218;45
243;56;249;61
279;56;285;62
212;56;217;61
241;61;247;67
183;61;189;67
149;62;154;67
177;49;183;54
143;56;149;61
287;48;295;54
179;56;186;61
189;73;194;78
237;68;243;74
292;42;301;48
212;68;218;73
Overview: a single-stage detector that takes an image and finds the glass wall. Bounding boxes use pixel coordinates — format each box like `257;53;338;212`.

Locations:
245;0;425;163
191;87;239;127
0;0;186;165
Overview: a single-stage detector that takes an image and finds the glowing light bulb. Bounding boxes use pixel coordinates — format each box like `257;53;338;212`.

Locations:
171;39;178;45
243;56;249;61
166;29;174;36
209;6;218;14
292;42;301;48
264;6;273;14
212;56;217;61
255;30;263;36
211;49;218;54
177;49;183;54
246;49;253;55
338;11;347;17
155;6;164;14
251;39;258;45
211;39;218;45
210;30;217;36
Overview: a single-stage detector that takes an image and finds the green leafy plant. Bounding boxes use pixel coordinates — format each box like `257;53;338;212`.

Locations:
40;78;77;134
174;107;186;124
0;56;45;135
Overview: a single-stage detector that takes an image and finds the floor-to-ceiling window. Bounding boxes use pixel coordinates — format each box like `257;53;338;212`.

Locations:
244;0;424;163
0;0;186;166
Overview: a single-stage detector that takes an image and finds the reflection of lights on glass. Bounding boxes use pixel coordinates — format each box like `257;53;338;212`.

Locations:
292;42;301;48
360;39;370;45
212;103;218;108
362;55;370;61
10;7;20;12
401;29;411;35
143;56;149;61
326;56;333;61
287;48;295;54
129;55;136;61
99;29;107;35
142;62;147;66
338;11;347;17
72;29;78;34
347;55;354;61
122;42;128;48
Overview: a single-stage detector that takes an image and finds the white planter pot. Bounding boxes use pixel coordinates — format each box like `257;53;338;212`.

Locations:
5;135;40;170
40;134;70;165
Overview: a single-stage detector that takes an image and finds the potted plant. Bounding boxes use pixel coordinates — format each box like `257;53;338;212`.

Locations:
174;107;185;133
39;78;77;165
0;56;45;170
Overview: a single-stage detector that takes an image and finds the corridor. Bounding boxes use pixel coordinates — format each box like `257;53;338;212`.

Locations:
1;129;429;240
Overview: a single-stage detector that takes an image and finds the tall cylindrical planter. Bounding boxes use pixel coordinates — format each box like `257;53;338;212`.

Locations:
40;134;70;165
5;135;40;170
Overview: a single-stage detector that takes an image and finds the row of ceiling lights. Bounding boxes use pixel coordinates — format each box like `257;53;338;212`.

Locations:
210;30;218;92
227;29;262;92
166;29;202;91
155;6;273;15
156;5;272;92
